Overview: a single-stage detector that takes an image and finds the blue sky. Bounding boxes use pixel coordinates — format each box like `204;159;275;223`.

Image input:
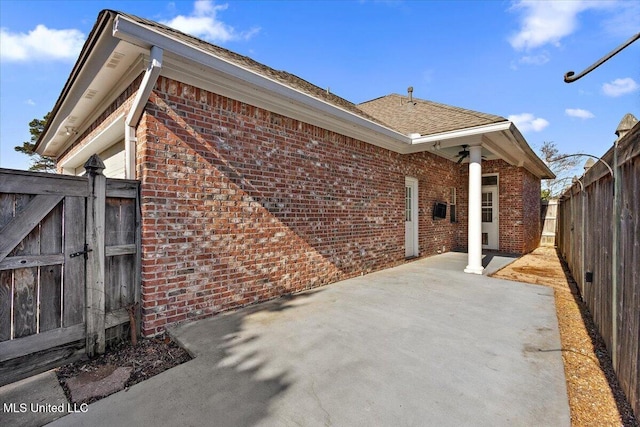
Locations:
1;0;639;172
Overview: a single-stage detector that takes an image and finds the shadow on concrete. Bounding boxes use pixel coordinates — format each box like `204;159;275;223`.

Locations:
162;290;324;427
49;290;322;427
554;248;637;427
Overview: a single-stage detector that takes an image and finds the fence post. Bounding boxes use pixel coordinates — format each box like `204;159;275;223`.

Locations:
611;139;620;371
85;155;106;356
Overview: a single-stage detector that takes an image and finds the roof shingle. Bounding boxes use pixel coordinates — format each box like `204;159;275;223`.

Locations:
358;93;507;136
117;11;506;138
115;10;391;128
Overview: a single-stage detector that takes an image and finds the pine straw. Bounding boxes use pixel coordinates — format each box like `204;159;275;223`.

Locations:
492;246;637;427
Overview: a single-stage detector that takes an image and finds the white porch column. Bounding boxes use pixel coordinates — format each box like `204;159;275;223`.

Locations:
464;144;484;274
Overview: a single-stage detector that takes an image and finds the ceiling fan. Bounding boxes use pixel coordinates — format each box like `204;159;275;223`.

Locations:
455;145;485;164
456;145;470;164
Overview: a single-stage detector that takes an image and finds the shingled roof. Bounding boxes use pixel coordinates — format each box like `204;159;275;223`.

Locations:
38;9;553;179
114;10;392;129
358;94;508;136
116;11;507;137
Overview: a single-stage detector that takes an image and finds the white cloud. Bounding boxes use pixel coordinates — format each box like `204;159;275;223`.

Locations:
25;99;36;106
508;0;611;50
601;1;640;38
519;51;550;66
602;78;639;97
565;108;595;119
162;0;259;43
0;25;85;62
508;113;549;132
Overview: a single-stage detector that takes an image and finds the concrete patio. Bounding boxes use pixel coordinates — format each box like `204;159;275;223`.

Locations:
42;252;570;426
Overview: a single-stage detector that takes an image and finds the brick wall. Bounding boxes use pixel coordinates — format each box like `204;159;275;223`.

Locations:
458;159;541;254
56;75;543;335
521;169;542;253
136;77;462;335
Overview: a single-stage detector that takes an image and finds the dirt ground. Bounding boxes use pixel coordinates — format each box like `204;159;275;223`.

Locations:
493;246;637;427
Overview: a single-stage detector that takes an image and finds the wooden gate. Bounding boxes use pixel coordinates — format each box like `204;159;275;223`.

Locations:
0;156;140;385
539;199;558;247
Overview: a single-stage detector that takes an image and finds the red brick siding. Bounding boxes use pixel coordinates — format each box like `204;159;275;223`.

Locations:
521;169;542;253
458;159;541;254
56;75;543;335
403;152;460;255
136;77;462;335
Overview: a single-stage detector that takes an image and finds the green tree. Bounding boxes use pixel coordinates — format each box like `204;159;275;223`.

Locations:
539;141;580;200
14;112;56;172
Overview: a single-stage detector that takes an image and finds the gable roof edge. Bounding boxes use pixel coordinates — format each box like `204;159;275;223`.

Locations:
35;9;116;155
111;13;410;147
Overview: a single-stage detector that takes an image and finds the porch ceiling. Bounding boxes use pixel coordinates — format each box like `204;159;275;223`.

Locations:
405;123;554;179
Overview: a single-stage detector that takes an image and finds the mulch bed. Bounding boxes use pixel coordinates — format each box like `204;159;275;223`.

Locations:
56;336;192;405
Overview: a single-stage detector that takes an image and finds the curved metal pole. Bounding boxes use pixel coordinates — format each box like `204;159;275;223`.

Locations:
550;153;613;176
564;32;640;83
571;176;584;192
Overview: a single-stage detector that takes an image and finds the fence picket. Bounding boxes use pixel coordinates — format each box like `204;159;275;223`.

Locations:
0;164;140;386
557;123;640;417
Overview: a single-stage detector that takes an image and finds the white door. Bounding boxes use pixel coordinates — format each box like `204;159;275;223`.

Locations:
481;186;499;250
405;177;419;258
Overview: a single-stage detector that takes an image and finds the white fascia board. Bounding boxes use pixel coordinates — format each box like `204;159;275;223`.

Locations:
481;134;521;166
409;121;512;146
504;124;555;179
112;15;410;150
409;120;554;179
58;113;125;171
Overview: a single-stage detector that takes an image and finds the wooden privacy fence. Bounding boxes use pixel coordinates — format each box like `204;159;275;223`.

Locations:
557;123;640;416
540;199;558;247
0;155;140;386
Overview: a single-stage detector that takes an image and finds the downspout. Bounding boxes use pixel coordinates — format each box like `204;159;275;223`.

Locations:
125;45;163;179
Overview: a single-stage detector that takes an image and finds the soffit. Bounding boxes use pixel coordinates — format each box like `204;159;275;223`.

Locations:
37;9;553;179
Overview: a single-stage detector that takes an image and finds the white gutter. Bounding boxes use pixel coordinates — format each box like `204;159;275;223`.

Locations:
109;14;554;180
409;121;512;146
409;121;554;179
506;124;555;179
112;15;409;151
124;45;163;179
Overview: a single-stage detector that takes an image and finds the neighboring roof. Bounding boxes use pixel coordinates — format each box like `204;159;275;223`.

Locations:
358;94;508;136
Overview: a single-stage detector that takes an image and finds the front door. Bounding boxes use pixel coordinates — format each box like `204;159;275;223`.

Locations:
405;177;418;258
481;186;499;250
